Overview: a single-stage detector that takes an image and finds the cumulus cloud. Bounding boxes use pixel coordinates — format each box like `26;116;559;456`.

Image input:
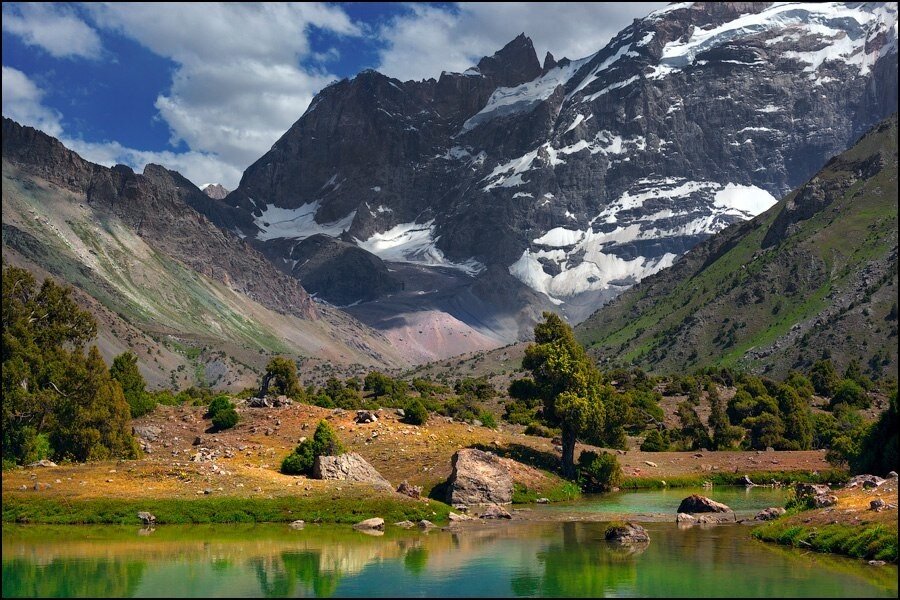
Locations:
2;3;103;59
377;2;667;81
1;66;64;137
85;3;363;184
62;137;244;191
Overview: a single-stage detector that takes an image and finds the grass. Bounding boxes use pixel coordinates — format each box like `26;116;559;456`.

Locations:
753;521;898;563
512;481;581;503
2;493;451;526
620;469;847;490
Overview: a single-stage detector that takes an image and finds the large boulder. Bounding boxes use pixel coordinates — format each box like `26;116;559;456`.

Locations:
677;494;731;514
845;475;885;489
132;426;161;442
353;517;384;531
605;523;650;543
313;453;392;491
447;448;513;505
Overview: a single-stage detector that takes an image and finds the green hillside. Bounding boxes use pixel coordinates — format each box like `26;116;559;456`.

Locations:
577;115;899;380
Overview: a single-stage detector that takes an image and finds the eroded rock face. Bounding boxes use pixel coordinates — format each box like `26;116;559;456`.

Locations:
677;494;731;514
313;453;392;491
447;448;513;505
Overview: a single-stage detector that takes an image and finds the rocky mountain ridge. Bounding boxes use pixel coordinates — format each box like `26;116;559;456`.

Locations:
194;2;898;355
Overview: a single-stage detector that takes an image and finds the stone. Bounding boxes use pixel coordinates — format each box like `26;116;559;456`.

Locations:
452;504;469;513
446;448;513;505
676;513;695;523
290;520;305;529
739;475;755;486
846;474;885;489
313;453;393;491
137;511;157;525
394;520;415;528
605;523;650;543
868;560;887;566
795;483;831;501
132;426;161;442
448;512;471;522
677;495;731;514
417;519;435;529
395;408;406;418
754;507;786;521
397;480;422;499
813;495;838;508
644;461;658;468
26;459;58;468
870;499;885;511
535;497;550;504
353;517;384;531
480;505;512;519
355;410;378;424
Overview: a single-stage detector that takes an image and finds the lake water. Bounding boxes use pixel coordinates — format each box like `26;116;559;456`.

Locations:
3;489;897;598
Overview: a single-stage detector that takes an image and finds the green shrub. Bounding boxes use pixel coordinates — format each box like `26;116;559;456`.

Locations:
281;443;315;475
110;351;156;418
153;390;179;406
640;429;668;452
830;379;870;409
524;423;556;438
404;399;429;425
478;410;497;429
577;451;623;493
281;420;345;476
211;408;239;430
206;395;233;419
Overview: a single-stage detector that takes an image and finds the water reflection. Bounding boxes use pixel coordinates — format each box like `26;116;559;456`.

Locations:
2;520;896;598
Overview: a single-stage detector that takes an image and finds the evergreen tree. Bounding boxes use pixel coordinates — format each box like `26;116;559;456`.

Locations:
110;351;155;418
517;313;627;478
2;264;136;463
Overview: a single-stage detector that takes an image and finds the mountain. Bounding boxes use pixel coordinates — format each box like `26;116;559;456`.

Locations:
195;2;898;358
201;183;229;200
1;118;407;388
576;113;898;379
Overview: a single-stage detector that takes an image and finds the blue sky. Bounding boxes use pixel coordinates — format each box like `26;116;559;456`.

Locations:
2;2;664;188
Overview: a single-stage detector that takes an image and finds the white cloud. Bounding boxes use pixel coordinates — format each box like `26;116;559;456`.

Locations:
377;2;667;81
2;3;103;59
84;3;364;186
61;137;244;191
1;66;64;137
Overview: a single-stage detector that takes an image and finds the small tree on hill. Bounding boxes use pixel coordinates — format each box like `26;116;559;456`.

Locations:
281;420;346;475
513;312;627;478
260;357;303;399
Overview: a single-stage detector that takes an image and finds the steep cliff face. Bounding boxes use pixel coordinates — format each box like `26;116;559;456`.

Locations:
2;118;408;383
576;114;898;379
195;2;897;349
2;117;318;321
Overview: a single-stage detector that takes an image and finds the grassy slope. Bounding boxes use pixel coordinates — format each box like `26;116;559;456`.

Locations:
576;116;898;379
1;162;407;389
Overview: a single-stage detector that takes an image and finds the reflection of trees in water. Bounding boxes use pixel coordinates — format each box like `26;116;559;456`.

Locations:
252;551;342;598
403;546;429;575
517;522;641;597
2;558;146;597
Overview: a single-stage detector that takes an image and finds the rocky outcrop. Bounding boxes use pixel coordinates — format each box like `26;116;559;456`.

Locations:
755;507;786;521
312;453;392;491
355;410;379;424
677;495;731;514
605;523;650;543
479;505;512;520
446;448;513;505
397;481;422;499
201;183;228;200
845;475;885;489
